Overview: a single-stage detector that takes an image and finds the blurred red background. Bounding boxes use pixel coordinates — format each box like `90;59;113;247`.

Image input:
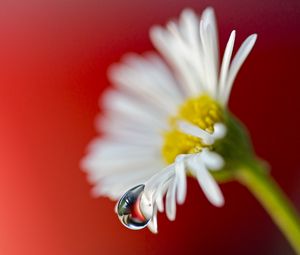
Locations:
0;0;300;254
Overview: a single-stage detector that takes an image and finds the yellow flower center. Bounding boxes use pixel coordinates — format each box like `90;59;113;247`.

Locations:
161;95;223;164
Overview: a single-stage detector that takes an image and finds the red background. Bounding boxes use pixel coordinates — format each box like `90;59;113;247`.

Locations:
0;0;300;254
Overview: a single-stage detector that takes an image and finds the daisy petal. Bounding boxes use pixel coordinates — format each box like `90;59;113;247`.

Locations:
166;178;177;221
175;157;187;204
147;206;158;233
202;7;219;72
224;34;257;104
201;149;224;170
188;155;224;207
218;30;236;103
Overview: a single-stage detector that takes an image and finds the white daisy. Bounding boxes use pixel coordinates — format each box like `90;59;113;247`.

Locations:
81;7;257;233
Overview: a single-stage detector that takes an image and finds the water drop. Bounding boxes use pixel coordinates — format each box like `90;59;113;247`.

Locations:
117;184;150;230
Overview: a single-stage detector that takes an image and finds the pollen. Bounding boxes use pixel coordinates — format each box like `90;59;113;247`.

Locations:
161;95;223;164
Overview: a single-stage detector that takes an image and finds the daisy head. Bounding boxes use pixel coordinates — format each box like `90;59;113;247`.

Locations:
82;7;257;233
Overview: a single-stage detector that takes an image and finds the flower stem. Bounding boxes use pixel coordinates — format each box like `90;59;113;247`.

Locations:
237;163;300;254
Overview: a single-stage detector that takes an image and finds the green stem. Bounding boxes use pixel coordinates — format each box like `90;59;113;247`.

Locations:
237;163;300;254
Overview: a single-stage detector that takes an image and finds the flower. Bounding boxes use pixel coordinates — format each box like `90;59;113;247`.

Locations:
81;7;257;233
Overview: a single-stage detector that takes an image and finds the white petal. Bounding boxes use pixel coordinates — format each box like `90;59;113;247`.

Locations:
212;123;227;140
202;7;219;73
179;9;207;92
144;164;175;196
201;149;224;170
93;172;149;200
218;30;236;103
96;127;161;146
179;8;199;40
150;26;201;97
224;34;257;104
102;90;167;129
177;120;214;145
144;53;185;101
175;158;187;204
123;53;183;104
153;181;169;212
147;206;158;234
97;114;161;135
155;192;164;212
83;153;161;176
88;164;161;187
140;194;154;220
84;139;158;159
199;9;219;98
188;156;224;207
165;178;177;221
108;62;177;115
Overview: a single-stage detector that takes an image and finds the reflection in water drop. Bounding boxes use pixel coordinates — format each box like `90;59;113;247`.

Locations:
117;184;150;230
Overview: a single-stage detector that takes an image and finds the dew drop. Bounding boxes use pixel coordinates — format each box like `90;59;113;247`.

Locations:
117;184;150;230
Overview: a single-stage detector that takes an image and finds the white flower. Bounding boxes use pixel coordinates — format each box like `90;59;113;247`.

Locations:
81;7;257;233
